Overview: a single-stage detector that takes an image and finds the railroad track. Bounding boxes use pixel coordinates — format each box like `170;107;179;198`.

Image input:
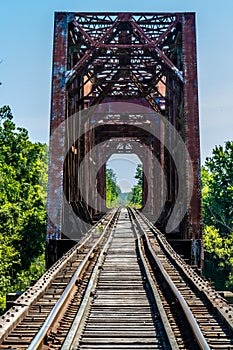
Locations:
1;208;233;349
0;209;119;349
60;208;175;350
132;209;233;349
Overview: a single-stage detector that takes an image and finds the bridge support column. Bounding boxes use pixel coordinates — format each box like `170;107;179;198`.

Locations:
46;13;76;266
47;12;74;240
183;13;202;267
183;13;202;240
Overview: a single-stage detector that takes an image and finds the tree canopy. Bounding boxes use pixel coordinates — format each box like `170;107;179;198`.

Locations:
202;141;233;289
0;106;48;310
127;164;143;208
202;141;233;233
106;168;121;208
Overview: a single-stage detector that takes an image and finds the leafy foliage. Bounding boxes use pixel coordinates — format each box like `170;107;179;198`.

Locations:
106;168;121;208
203;226;223;256
202;141;233;233
0;106;48;310
203;226;233;289
127;164;143;208
202;141;233;289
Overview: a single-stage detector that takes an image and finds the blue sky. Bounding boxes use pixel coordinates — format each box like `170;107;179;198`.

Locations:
0;1;233;191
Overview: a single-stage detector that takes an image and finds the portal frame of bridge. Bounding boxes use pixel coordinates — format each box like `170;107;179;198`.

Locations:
47;12;202;267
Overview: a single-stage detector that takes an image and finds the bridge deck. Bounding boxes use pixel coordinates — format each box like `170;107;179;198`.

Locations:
1;209;233;349
76;209;163;349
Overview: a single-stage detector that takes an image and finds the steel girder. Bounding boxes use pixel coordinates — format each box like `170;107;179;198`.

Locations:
47;12;202;267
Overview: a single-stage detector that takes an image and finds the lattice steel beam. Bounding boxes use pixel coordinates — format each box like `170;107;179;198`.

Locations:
47;11;202;267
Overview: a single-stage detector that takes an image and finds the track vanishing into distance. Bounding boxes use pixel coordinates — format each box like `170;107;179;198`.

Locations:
1;209;233;349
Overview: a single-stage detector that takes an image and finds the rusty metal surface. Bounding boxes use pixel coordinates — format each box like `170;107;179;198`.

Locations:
182;13;202;242
47;12;74;240
47;11;202;266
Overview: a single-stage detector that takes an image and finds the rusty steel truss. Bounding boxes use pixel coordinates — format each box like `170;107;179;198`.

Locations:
47;12;202;267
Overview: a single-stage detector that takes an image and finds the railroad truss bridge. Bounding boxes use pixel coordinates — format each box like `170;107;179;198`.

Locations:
1;12;233;350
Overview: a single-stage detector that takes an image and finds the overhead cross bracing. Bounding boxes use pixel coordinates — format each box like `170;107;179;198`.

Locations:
66;13;183;111
47;12;202;268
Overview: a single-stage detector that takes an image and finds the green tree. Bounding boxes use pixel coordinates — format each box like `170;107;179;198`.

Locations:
106;168;121;207
203;225;233;289
128;164;143;208
202;141;233;289
0;106;48;310
202;141;233;233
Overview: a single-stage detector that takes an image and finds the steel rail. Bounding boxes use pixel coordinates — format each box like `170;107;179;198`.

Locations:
62;207;178;349
27;209;118;350
129;211;179;349
131;209;210;350
61;211;116;349
0;211;116;344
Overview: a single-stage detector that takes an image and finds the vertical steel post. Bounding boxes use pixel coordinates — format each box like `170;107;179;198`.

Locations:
47;12;73;240
47;12;203;266
182;13;202;242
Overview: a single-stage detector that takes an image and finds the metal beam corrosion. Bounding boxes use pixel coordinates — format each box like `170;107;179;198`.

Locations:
47;12;74;240
47;11;202;268
182;13;202;241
